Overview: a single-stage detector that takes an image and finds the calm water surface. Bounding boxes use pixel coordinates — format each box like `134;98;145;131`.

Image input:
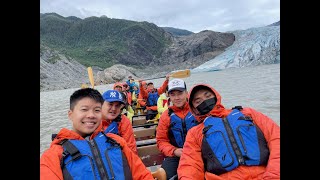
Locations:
40;64;280;155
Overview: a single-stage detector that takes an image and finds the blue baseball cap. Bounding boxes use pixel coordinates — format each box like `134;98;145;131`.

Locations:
102;90;125;104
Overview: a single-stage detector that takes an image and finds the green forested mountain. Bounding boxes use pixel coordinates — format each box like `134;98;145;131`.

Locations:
40;13;172;68
161;27;194;36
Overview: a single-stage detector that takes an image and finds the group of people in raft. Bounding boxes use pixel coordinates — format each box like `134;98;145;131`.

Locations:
112;75;169;123
40;74;280;180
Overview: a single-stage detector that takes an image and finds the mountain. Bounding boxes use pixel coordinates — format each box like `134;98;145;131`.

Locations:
161;27;194;36
192;25;280;72
40;13;279;92
40;13;235;91
40;13;172;68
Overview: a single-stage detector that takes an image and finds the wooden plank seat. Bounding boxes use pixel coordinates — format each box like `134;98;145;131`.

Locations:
137;142;164;167
132;115;147;126
133;126;156;141
136;138;157;147
132;119;147;126
132;115;147;121
132;123;157;128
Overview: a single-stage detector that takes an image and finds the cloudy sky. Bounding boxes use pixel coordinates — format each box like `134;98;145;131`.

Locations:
40;0;279;33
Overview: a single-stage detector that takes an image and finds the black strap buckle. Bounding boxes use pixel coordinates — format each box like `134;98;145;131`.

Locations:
232;106;243;110
61;140;82;161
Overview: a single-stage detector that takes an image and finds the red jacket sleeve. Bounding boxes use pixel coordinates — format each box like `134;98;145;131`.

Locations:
157;79;169;95
177;124;206;179
127;92;132;105
146;105;158;111
119;115;138;155
156;109;177;156
243;108;280;179
40;145;64;180
137;93;146;107
139;84;148;99
107;133;154;180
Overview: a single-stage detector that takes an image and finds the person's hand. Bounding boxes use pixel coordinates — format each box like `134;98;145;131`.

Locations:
165;74;170;81
174;148;183;157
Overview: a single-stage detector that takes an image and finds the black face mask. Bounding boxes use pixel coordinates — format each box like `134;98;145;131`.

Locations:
196;98;216;115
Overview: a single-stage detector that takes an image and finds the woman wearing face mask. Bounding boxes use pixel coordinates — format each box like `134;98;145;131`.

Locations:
177;84;280;180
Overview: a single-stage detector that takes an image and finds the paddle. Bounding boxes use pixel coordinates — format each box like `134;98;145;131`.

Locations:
137;69;191;81
87;67;95;89
81;83;89;89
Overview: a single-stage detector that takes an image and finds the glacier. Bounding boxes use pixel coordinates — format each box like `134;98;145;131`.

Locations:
192;25;280;73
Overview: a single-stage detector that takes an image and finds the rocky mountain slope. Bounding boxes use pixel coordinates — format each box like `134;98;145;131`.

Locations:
40;45;91;91
143;30;235;77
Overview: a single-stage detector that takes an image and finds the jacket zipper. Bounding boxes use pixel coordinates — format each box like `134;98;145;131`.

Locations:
105;147;117;180
182;119;187;143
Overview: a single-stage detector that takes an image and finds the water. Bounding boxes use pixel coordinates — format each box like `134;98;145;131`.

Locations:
40;63;280;156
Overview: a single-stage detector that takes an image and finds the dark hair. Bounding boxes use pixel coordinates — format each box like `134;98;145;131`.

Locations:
70;88;104;110
119;91;128;109
120;91;127;103
189;85;215;103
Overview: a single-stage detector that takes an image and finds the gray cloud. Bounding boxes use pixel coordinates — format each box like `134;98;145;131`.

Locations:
40;0;279;33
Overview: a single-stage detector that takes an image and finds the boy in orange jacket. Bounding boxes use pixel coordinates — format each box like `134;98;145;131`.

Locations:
101;89;138;154
156;79;197;179
139;75;169;120
40;88;153;180
177;84;280;179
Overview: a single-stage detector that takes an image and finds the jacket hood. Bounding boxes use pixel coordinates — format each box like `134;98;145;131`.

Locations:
188;84;231;122
113;82;123;89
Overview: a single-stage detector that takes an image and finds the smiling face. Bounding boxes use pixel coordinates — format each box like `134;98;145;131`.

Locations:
123;84;129;91
68;97;102;137
168;90;188;108
114;85;122;92
147;83;154;90
101;101;124;120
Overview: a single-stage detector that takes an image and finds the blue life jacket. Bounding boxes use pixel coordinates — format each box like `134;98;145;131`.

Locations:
126;80;136;93
60;131;132;180
134;89;139;97
201;107;269;175
168;109;198;148
104;115;122;135
147;90;159;106
105;121;119;135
